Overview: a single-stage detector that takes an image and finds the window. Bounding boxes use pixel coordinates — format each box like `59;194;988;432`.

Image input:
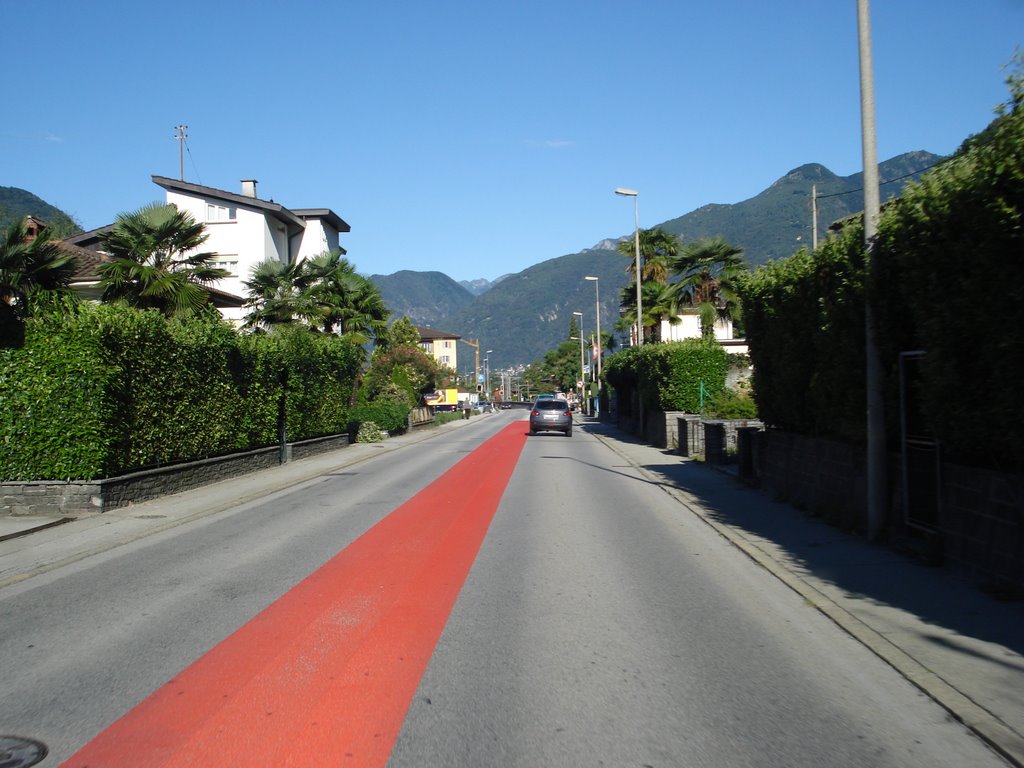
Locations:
211;256;239;276
207;204;236;222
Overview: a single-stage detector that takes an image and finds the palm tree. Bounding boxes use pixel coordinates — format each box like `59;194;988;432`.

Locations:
617;227;680;283
242;258;318;330
302;251;389;342
668;236;747;339
97;203;228;317
618;280;683;344
1;219;78;343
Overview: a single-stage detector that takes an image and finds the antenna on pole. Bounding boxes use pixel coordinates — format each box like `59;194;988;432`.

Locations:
174;124;188;181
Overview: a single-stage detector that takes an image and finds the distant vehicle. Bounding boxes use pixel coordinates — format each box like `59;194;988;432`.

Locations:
529;398;573;437
534;394;555;401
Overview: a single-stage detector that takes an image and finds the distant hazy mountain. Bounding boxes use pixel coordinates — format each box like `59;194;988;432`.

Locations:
458;274;512;296
367;270;475;328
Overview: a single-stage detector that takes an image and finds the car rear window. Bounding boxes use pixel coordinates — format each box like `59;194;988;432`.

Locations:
535;400;568;410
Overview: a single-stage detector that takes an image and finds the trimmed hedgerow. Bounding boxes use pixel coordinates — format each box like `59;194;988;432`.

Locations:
0;304;362;480
737;66;1024;470
605;340;728;414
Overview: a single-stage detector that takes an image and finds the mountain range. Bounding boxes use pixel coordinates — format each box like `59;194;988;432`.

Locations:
373;151;943;369
6;151;941;371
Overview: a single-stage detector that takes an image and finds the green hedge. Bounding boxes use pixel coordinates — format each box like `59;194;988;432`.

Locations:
0;304;362;480
737;78;1024;470
605;340;728;414
739;224;867;441
348;401;411;436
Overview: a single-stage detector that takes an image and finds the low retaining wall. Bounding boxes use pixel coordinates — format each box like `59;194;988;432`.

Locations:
751;430;1024;592
2;433;350;518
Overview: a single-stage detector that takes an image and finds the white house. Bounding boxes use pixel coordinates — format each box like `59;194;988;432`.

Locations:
151;176;350;322
659;309;749;356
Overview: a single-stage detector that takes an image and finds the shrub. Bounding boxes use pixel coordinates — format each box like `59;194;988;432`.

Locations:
706;388;759;420
349;400;410;437
605;340;727;415
355;421;387;443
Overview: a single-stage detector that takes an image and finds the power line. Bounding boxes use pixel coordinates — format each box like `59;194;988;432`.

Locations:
815;157;947;200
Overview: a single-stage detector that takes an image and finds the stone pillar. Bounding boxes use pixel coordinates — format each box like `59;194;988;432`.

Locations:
737;426;760;482
704;421;726;465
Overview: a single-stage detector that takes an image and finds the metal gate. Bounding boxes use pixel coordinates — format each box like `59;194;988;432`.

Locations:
899;351;941;531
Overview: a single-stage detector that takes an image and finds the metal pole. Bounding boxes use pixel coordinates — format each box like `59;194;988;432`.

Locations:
812;184;819;251
584;276;602;410
858;0;886;540
633;196;642;345
615;189;642;346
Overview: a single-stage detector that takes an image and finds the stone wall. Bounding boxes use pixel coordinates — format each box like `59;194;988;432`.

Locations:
752;429;1024;592
755;430;866;532
2;433;350;518
939;463;1024;590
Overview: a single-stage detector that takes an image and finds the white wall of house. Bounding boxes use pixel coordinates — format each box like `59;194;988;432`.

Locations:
166;189;289;300
157;178;348;326
296;219;340;260
660;311;733;342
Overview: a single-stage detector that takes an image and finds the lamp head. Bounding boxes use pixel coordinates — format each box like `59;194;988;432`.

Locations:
614;187;638;197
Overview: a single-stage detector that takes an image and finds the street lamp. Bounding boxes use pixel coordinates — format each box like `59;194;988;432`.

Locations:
615;187;642;346
485;350;492;402
572;312;585;412
584;275;601;415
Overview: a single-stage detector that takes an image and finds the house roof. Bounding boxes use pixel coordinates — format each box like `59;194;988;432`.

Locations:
62;241;108;279
65;224;114;250
417;326;461;341
152;175;307;231
293;208;351;233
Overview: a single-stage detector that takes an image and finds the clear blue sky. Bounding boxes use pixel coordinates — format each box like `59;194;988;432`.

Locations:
3;1;1021;282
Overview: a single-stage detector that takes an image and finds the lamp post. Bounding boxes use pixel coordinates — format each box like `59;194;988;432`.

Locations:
484;350;492;402
584;276;601;416
573;311;585;412
858;0;885;540
615;187;642;346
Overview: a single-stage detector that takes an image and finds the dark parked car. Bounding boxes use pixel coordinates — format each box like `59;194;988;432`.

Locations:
529;398;573;436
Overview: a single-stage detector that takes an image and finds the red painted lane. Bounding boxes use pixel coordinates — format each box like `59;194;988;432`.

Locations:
63;423;528;768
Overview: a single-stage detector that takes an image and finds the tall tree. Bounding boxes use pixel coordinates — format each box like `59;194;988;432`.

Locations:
617;280;682;344
0;219;78;344
378;315;421;352
98;203;228;317
617;227;680;283
668;236;747;339
242;258;318;330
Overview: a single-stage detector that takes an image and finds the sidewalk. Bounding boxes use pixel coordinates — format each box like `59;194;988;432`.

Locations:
0;416;482;587
585;419;1024;768
4;415;1024;765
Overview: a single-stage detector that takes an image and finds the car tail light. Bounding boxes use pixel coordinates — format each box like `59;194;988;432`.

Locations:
531;410;539;417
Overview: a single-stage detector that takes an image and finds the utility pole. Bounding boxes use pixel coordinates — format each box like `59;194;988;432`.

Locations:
811;184;819;251
459;338;481;392
857;0;886;540
174;124;188;181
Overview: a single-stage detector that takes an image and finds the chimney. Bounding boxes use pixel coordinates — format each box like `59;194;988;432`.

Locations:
241;179;258;198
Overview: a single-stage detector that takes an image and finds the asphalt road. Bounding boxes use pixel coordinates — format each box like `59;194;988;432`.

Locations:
0;411;1008;767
